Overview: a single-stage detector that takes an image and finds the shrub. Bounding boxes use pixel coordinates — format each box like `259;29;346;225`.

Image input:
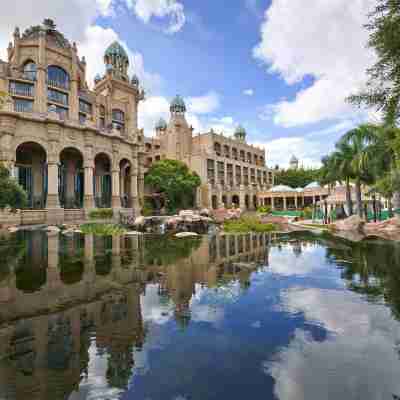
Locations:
142;199;154;217
88;208;113;220
223;217;276;233
257;205;271;214
0;163;27;211
80;223;126;236
301;207;313;219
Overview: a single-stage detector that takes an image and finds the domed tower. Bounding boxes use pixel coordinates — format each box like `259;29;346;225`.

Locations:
234;125;247;143
170;95;186;116
104;41;129;80
155;117;167;136
289;155;299;170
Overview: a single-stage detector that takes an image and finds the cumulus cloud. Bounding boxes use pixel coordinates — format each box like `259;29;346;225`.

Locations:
126;0;186;34
186;91;220;114
243;89;254;96
265;288;400;400
253;0;376;127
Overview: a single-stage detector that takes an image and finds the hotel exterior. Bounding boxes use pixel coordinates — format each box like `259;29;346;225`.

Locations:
0;19;275;224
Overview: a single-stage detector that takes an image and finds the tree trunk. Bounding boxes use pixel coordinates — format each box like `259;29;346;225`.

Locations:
355;178;363;218
345;177;353;216
372;194;377;222
388;198;394;218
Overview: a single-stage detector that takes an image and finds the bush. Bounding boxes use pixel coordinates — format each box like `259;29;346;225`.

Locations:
0;163;27;211
81;223;126;236
257;205;271;214
142;199;154;217
301;207;313;219
88;208;113;220
223;217;276;233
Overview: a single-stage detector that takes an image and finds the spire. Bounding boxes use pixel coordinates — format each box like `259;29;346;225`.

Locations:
104;41;129;79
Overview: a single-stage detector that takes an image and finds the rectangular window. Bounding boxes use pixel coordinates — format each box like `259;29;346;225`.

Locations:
48;104;68;119
14;98;33;113
9;81;34;97
47;88;68;106
79;99;92;114
79;113;86;125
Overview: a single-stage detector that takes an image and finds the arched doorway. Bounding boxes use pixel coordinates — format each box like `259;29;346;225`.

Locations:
119;159;132;208
94;153;112;208
222;195;227;208
15;142;47;209
211;195;218;210
245;195;250;210
232;195;240;208
253;195;258;209
59;147;84;209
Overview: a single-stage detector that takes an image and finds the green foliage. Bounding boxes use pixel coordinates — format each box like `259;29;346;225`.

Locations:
257;205;271;214
275;167;320;188
347;0;400;124
144;159;201;211
223;217;276;233
80;223;126;236
0;163;27;210
301;207;313;220
142;199;154;217
88;208;113;219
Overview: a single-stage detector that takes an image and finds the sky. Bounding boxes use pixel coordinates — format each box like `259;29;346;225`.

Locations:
0;0;379;168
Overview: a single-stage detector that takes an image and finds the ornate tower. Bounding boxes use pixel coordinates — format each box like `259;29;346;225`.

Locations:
289;155;299;170
155;117;167;137
234;125;247;143
104;41;129;81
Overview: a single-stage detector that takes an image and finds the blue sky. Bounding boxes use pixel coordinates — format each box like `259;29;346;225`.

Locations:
0;0;377;167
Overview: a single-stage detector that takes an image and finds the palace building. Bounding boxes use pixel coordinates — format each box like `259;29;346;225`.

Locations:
0;19;275;224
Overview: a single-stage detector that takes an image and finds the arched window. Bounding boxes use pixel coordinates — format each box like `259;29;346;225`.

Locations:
47;65;70;90
112;109;125;132
214;142;221;156
23;61;37;81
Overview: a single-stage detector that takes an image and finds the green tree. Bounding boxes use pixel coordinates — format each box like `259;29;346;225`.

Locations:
0;163;27;210
144;159;201;212
275;167;320;188
348;0;400;124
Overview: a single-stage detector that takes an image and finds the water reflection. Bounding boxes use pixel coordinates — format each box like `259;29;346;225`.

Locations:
0;231;270;399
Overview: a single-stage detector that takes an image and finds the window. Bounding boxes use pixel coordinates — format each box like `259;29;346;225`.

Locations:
240;150;245;162
23;61;37;81
48;104;68;119
79;99;92;114
79;113;86;125
48;88;68;106
112;109;125;132
47;65;70;90
214;142;221;156
9;81;34;97
247;152;252;163
14;98;33;113
232;148;238;160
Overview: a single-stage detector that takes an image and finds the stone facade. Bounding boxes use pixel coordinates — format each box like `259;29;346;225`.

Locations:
0;19;144;224
144;99;275;210
0;19;275;223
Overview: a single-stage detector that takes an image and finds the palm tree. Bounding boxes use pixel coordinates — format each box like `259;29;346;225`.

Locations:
340;125;377;218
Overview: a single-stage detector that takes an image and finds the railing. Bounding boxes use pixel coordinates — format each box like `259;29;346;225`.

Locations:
79;100;92;114
47;79;70;91
48;89;68;106
9;84;34;97
22;72;37;82
14;100;33;113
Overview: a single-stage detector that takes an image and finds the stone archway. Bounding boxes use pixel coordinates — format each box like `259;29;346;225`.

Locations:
245;195;250;210
232;195;240;208
119;158;132;208
59;147;84;209
211;195;218;210
15;142;47;209
253;195;258;210
94;153;112;208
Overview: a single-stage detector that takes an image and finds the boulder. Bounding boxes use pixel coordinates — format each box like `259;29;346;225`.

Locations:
200;208;211;217
124;231;143;235
134;216;145;226
7;226;19;233
46;226;60;233
175;232;199;238
333;215;365;232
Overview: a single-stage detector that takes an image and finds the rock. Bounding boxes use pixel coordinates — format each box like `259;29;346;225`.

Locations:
46;226;60;233
7;226;19;233
175;232;199;238
179;210;196;217
124;231;143;235
74;229;83;234
333;215;365;232
134;216;145;226
200;208;211;217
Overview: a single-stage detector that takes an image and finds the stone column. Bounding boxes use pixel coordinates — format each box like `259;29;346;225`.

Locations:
111;168;121;208
35;30;47;114
84;160;95;209
295;195;298;209
283;197;287;210
47;160;60;208
130;157;140;214
271;196;275;210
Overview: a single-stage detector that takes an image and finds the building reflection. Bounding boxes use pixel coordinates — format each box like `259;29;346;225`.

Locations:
0;230;270;399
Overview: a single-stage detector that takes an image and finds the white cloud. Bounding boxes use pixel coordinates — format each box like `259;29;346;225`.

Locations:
126;0;186;34
186;91;220;114
254;0;376;127
265;288;400;400
243;89;254;96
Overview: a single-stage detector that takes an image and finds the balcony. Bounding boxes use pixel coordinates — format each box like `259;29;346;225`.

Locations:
14;99;33;113
9;82;34;97
48;89;68;106
47;79;70;91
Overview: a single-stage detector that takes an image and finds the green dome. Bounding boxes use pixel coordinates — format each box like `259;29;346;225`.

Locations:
234;125;246;140
155;117;167;130
105;41;129;62
170;95;186;113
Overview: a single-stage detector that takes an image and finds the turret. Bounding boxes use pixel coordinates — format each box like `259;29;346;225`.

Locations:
155;117;167;136
234;125;246;143
289;155;299;170
104;41;129;81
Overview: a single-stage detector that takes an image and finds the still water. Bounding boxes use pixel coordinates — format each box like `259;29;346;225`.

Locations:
1;229;400;399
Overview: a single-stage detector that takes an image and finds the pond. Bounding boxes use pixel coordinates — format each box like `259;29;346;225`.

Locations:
1;229;400;399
